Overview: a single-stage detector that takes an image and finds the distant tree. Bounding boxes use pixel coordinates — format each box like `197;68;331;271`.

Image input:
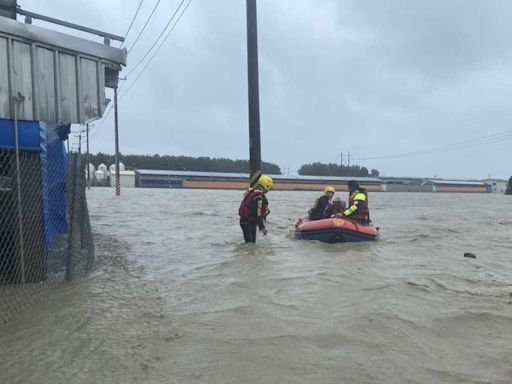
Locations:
86;153;281;174
506;177;512;195
297;162;379;177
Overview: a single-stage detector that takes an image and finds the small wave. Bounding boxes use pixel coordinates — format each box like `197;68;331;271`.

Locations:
428;276;512;298
405;281;430;289
362;283;394;291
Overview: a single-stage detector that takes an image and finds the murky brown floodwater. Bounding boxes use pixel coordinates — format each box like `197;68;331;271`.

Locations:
1;188;512;383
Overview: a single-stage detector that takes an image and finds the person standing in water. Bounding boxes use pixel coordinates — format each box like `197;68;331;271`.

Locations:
238;175;273;243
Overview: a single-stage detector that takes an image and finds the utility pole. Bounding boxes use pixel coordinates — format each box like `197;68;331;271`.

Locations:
86;123;91;189
347;152;351;167
340;150;343;167
246;0;262;189
78;130;82;154
114;87;121;196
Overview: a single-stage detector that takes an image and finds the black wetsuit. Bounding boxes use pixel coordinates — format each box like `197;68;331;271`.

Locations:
239;190;268;243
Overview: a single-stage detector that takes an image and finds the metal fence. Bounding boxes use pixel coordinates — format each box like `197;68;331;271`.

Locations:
0;149;94;324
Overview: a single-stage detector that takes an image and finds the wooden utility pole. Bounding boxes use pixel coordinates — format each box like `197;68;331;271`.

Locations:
246;0;262;188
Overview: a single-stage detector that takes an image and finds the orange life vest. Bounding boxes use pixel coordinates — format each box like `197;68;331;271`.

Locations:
239;189;269;222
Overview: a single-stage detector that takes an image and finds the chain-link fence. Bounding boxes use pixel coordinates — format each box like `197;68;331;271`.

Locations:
0;141;94;324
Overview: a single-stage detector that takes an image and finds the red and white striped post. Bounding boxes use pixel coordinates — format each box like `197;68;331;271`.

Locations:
113;87;121;196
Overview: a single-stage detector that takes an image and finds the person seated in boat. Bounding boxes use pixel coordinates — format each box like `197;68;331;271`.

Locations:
326;196;346;218
308;186;335;220
343;180;370;224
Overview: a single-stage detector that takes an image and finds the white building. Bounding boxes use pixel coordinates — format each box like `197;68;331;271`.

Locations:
86;163;95;172
109;170;136;188
94;170;107;181
85;163;95;176
482;179;508;194
98;163;108;173
109;162;125;173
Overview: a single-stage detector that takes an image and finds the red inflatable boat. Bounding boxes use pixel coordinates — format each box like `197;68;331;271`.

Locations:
295;217;380;243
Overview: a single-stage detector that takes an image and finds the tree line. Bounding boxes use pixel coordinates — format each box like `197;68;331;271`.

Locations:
86;153;381;177
298;162;379;177
87;153;282;174
506;177;512;195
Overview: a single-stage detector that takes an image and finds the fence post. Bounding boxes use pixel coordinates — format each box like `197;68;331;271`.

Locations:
13;95;26;284
65;153;77;280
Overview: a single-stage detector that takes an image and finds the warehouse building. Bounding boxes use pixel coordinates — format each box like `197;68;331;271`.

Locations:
422;179;488;193
135;170;385;191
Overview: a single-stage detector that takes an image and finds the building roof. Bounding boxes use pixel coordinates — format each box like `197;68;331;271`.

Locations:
135;169;383;184
423;179;486;186
110;170;135;176
481;179;507;183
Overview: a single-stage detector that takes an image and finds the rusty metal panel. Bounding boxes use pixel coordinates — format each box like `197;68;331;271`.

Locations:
80;57;99;122
12;40;33;120
0;37;9;118
35;46;56;122
58;52;78;123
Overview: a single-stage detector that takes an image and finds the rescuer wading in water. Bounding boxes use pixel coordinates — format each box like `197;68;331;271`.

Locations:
238;175;273;243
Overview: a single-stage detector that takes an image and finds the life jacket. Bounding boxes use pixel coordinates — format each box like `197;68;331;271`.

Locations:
239;189;269;222
348;189;369;223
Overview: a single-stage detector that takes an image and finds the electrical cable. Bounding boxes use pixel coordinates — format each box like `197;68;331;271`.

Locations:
127;0;162;54
125;0;187;77
120;0;192;100
120;0;145;48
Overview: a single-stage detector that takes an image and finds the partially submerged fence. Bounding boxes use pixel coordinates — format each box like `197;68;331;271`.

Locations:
0;140;94;323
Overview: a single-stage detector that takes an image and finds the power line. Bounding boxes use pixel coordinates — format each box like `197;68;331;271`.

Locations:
354;129;512;161
120;0;192;100
120;0;145;48
126;0;187;77
127;0;162;54
92;0;191;138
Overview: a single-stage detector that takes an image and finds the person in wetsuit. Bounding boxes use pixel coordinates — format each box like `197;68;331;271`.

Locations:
238;175;273;243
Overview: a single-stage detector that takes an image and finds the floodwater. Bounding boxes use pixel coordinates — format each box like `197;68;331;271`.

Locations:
1;188;512;384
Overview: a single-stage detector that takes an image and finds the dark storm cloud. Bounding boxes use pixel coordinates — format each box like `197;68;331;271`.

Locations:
20;0;512;178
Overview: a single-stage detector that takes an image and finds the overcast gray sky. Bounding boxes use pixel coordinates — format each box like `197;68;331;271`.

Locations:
21;0;512;179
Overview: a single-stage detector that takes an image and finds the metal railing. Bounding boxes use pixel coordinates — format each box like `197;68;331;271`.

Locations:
0;147;94;324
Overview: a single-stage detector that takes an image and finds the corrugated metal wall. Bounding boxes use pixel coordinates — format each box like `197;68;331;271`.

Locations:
0;34;106;123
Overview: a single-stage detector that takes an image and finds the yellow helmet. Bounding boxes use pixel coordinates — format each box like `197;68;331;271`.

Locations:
324;186;335;193
258;175;273;192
